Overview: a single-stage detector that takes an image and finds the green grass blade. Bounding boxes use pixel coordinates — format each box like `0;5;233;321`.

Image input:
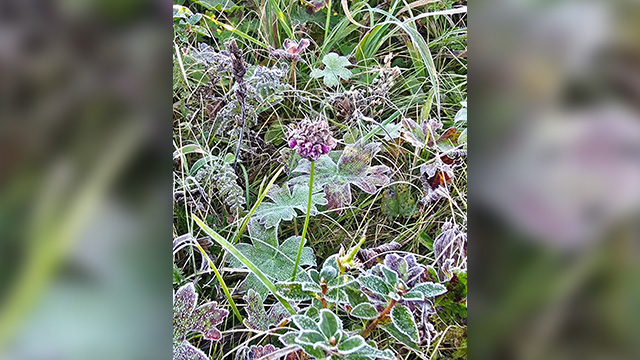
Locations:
193;216;296;315
192;240;243;322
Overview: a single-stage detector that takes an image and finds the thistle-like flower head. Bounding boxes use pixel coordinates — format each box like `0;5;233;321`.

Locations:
286;118;337;160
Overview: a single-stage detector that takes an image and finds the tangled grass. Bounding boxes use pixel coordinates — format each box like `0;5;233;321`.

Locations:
173;0;466;358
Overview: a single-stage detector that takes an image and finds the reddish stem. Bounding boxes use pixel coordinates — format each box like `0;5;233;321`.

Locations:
320;284;328;309
361;299;397;338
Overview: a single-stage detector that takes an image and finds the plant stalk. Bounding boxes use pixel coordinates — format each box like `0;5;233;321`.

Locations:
324;0;332;44
362;298;397;338
291;160;315;280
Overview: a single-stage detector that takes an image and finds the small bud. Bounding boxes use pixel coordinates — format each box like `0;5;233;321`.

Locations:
329;336;337;346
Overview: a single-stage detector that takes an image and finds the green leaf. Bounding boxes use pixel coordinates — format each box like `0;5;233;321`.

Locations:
381;183;417;218
292;315;320;332
338;335;366;354
276;282;314;301
380;322;421;350
380;266;398;285
296;330;327;345
318;309;342;339
253;183;327;229
358;275;391;297
298;343;326;359
192;0;241;11
310;68;324;78
310;52;353;88
173;5;193;19
347;344;396;359
230;221;316;298
411;282;448;298
390;305;419;343
350;303;379;320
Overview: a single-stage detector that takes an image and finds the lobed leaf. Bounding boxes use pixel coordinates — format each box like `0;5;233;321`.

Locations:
242;289;289;331
252;183;327;229
173;283;228;343
230;221;316;298
292;142;390;212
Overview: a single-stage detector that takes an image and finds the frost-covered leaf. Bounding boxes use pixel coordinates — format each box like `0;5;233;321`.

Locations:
358;275;391;298
253;184;327;229
292;141;390;212
173;283;228;343
242;289;288;331
346;344;396;360
192;0;242;11
230;221;316;298
173;5;194;19
173;340;208;360
370;121;403;141
391;305;419;343
380;321;421;350
289;309;392;360
381;183;417;218
296;330;327;345
277;282;315;301
173;283;228;360
292;315;320;332
410;282;448;298
454;101;467;124
318;309;342;339
380;265;398;285
310;52;352;87
338;336;366;354
350;303;379;319
234;344;278;360
381;253;426;286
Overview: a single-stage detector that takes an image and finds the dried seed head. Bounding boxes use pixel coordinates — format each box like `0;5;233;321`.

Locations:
286;119;337;160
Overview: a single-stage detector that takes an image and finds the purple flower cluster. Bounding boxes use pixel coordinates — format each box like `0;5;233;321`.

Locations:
286;119;337;160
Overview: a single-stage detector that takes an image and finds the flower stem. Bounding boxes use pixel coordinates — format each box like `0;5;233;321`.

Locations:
361;299;397;338
291;160;315;280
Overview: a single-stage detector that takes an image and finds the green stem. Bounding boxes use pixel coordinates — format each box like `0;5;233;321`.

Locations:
324;0;332;45
291;160;315;280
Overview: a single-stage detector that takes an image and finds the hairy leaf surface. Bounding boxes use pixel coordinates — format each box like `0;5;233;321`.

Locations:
229;221;316;297
292;141;390;211
253;183;327;229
